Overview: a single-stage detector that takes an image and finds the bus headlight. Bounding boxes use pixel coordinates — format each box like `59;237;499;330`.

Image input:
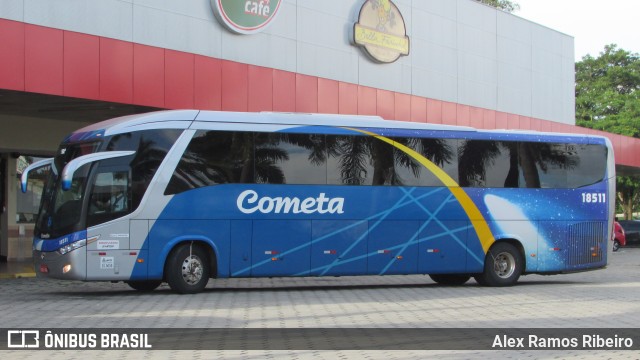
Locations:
57;239;87;255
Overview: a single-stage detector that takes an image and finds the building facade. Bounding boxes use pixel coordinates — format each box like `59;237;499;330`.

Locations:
1;0;639;261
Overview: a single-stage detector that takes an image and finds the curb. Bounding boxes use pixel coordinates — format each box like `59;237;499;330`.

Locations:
0;272;37;279
14;272;37;278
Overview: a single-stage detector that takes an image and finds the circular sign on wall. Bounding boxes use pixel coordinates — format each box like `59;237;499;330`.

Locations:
353;0;410;63
211;0;283;35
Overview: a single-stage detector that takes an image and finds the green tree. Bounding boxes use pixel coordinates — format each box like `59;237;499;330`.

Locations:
617;177;640;220
474;0;520;12
576;45;640;136
576;44;640;220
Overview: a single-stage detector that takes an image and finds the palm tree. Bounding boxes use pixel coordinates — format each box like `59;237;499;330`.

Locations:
254;132;289;184
458;140;501;187
329;135;455;186
518;142;578;188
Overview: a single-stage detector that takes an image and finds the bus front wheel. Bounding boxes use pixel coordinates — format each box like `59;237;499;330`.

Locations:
474;242;523;287
165;243;210;294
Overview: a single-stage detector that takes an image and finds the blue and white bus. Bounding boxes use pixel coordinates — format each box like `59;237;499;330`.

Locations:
22;110;615;293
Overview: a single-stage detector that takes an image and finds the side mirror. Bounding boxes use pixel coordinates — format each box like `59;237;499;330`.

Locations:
21;158;54;193
61;151;135;191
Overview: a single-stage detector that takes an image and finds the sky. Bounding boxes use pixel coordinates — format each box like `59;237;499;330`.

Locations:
514;0;640;61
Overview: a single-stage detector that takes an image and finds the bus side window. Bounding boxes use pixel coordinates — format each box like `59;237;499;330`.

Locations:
458;140;515;188
327;135;459;187
327;135;375;185
567;144;607;188
87;171;130;227
525;142;577;189
457;140;605;189
254;133;327;185
106;129;182;205
165;130;256;195
392;137;458;186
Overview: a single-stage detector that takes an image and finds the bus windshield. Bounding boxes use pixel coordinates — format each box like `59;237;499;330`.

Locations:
34;128;183;239
35;141;101;239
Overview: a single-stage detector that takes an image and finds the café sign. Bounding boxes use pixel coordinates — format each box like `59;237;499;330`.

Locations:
211;0;283;34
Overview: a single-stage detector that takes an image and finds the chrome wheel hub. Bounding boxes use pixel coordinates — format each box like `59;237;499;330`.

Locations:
493;252;516;279
181;255;204;285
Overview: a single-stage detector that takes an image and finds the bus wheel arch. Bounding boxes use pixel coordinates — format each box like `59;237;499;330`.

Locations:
474;240;525;287
164;240;217;294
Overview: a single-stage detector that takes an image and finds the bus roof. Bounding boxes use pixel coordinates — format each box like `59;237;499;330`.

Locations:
67;110;608;145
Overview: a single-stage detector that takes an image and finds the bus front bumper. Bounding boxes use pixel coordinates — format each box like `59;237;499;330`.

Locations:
33;249;87;280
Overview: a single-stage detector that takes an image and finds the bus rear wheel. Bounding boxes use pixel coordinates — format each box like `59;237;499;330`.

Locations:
429;274;471;285
165;243;210;294
474;242;523;287
127;280;162;292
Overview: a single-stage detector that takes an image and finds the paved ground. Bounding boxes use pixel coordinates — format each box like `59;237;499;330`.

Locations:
1;247;639;359
0;260;35;279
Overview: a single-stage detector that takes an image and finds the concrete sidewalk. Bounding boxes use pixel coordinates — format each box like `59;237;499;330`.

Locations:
0;260;35;279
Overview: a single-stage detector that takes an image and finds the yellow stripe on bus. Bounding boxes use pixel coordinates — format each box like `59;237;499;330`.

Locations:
346;128;495;254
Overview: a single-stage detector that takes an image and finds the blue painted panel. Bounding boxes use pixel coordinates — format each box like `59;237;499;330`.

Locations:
251;220;311;276
310;220;368;276
367;221;420;275
537;221;568;272
418;220;469;273
146;178;612;278
161;184;465;221
230;220;252;277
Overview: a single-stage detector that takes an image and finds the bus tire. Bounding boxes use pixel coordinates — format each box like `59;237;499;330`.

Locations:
474;242;523;287
127;280;162;292
165;243;210;294
429;274;471;286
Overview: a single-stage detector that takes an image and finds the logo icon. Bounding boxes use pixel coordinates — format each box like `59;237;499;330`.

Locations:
236;190;345;215
353;0;410;63
7;330;40;348
211;0;283;34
